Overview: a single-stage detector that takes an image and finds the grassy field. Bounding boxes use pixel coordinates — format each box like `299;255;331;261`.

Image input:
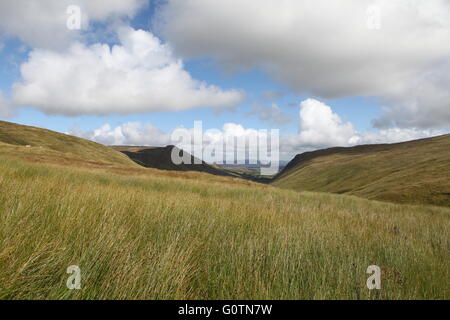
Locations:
0;155;448;299
0;121;449;299
273;134;450;207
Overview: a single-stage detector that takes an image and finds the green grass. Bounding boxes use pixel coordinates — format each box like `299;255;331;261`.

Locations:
0;121;448;299
0;120;136;167
273;134;450;207
0;156;448;299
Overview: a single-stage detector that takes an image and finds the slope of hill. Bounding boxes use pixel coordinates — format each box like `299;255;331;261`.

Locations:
0;121;136;167
0;154;448;300
112;145;241;178
0;121;258;183
0;120;449;299
273;134;450;207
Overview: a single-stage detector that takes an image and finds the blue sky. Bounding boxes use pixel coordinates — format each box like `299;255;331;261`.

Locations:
0;1;448;160
1;3;378;133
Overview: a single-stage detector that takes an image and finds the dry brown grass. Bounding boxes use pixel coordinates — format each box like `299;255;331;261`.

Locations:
0;155;448;300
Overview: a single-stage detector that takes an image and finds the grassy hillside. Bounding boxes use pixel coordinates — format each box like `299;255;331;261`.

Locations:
0;156;449;299
0;122;448;299
273;135;450;207
113;146;272;181
0;121;136;167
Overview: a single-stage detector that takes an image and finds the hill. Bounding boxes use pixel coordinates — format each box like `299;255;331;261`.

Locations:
112;145;237;177
0;121;448;299
0;121;256;182
273;134;450;207
0;120;136;167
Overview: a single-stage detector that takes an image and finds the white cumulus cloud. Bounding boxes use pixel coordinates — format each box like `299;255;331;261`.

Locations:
296;99;358;148
156;0;450;129
282;99;443;155
12;27;245;116
69;122;170;146
0;0;146;49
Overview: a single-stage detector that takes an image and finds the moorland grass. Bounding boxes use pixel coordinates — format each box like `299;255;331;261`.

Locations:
273;134;450;207
0;121;136;167
0;156;448;300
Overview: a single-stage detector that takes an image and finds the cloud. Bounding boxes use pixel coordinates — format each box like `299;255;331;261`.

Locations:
72;99;444;162
156;0;450;129
12;27;245;116
356;128;442;145
296;99;358;148
0;0;146;50
260;90;284;101
372;60;450;129
247;103;291;126
70;122;261;148
69;122;171;146
282;99;443;155
0;90;14;118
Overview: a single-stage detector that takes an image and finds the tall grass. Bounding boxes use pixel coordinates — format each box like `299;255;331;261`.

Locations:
0;156;449;299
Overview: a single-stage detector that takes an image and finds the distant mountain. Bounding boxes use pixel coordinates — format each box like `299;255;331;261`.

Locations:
112;145;238;177
272;134;450;207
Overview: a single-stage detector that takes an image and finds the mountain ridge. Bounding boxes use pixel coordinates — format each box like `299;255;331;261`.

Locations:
273;134;450;207
112;145;237;177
